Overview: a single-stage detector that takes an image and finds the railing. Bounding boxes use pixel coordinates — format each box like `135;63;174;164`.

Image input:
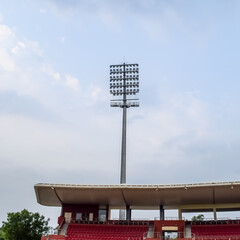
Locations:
191;219;240;225
70;218;151;225
110;101;139;107
154;217;186;221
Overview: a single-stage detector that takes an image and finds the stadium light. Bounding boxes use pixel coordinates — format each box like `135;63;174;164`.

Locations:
110;63;139;184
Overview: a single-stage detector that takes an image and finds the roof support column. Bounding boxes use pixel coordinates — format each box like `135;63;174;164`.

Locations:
213;207;217;221
126;205;131;221
106;205;110;221
178;208;182;220
160;205;165;220
108;206;112;221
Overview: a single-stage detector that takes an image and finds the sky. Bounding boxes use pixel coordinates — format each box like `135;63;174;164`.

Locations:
1;0;240;227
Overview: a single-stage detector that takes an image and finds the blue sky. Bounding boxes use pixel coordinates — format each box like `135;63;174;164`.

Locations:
1;0;240;226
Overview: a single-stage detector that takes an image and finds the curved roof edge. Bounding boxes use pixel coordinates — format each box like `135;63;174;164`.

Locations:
34;181;240;207
35;180;240;189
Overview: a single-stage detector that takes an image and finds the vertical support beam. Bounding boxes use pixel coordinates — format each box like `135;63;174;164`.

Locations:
126;205;131;221
213;207;217;221
178;208;182;220
108;206;111;221
119;208;125;220
120;106;127;184
106;205;109;221
160;205;165;220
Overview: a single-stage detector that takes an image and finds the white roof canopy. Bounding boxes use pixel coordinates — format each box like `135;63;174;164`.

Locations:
34;181;240;211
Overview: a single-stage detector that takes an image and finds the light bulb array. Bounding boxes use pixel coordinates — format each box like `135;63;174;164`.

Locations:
110;63;139;96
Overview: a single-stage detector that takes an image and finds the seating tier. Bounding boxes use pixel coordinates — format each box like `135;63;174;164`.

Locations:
66;223;148;240
192;224;240;240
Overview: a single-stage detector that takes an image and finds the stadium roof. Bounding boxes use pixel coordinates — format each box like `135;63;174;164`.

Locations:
34;181;240;210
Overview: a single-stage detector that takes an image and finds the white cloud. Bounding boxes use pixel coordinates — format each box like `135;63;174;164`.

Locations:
0;25;16;71
0;23;84;111
23;41;43;57
87;84;105;102
64;74;80;91
0;25;15;46
11;42;26;54
0;30;42;98
0;49;15;71
42;64;61;83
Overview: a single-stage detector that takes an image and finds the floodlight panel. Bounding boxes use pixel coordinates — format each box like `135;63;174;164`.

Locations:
110;63;139;97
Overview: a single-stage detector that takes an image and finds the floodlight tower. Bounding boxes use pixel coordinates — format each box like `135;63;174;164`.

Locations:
110;63;139;184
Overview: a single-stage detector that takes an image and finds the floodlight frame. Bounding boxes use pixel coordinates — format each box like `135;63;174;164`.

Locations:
110;63;139;105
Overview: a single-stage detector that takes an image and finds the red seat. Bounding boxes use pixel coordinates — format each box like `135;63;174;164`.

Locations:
192;223;240;239
66;223;148;240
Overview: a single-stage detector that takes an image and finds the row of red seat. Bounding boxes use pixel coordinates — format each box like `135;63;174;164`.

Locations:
66;223;148;240
192;224;240;239
68;227;146;232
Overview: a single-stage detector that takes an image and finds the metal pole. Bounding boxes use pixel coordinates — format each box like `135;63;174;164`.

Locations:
120;63;127;184
110;62;139;220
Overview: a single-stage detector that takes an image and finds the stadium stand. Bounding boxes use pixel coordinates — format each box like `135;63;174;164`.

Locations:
35;182;240;240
